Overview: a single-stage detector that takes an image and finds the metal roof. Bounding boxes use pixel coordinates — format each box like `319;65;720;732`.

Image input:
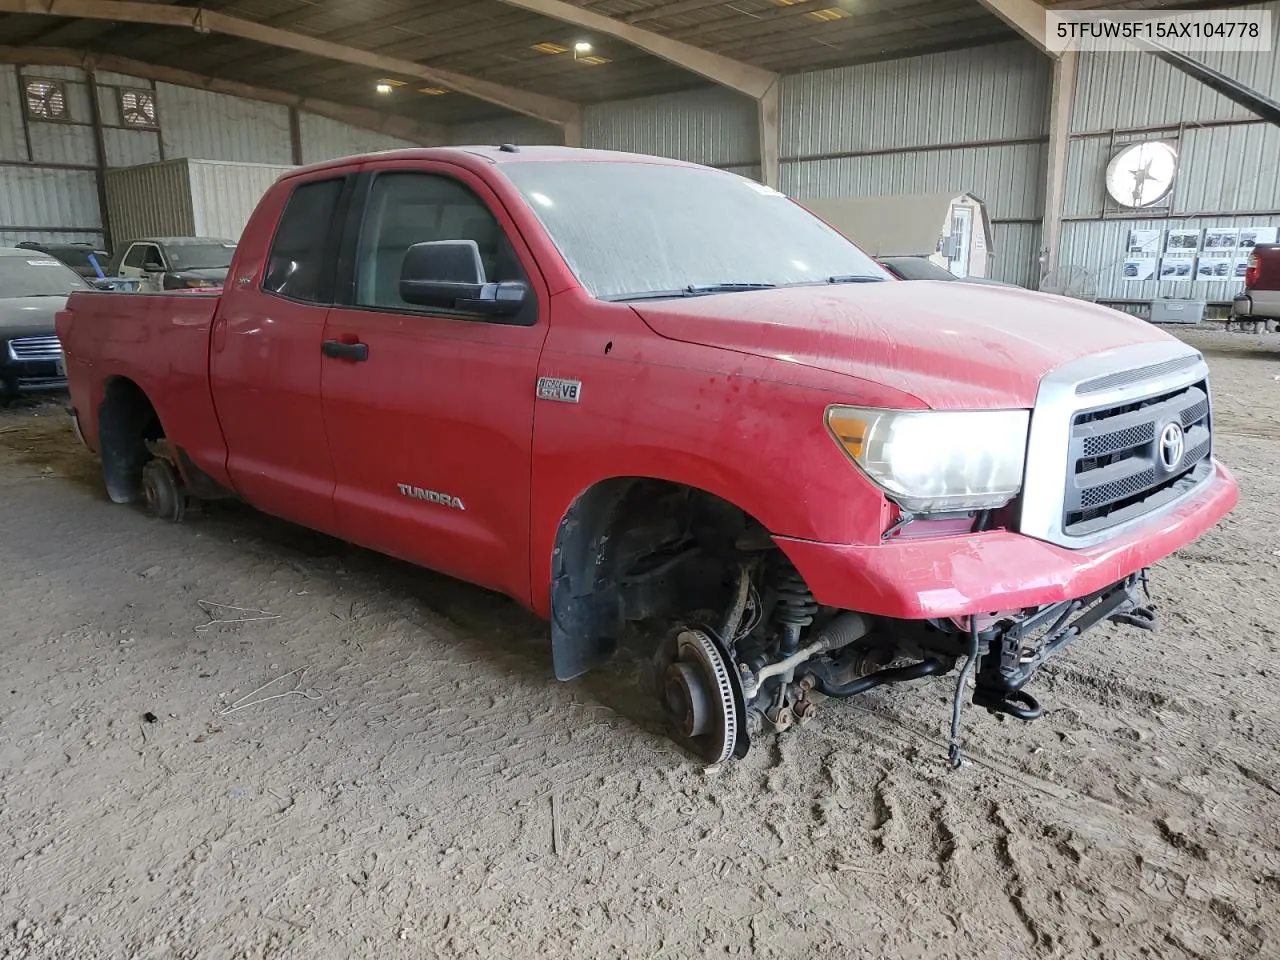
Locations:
0;0;1258;129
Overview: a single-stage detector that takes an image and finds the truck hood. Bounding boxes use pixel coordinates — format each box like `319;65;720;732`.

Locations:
0;295;65;332
630;281;1178;408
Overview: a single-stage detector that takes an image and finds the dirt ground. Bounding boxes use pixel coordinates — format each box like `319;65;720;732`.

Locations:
0;325;1278;960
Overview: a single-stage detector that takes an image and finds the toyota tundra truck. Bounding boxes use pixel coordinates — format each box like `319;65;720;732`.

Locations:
56;146;1238;766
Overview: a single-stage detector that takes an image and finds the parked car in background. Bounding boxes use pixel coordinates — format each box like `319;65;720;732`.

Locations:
1231;243;1280;324
109;237;236;292
877;255;1015;286
0;247;89;399
16;241;111;281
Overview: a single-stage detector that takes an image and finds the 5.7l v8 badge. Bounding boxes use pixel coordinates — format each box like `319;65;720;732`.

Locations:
537;377;582;404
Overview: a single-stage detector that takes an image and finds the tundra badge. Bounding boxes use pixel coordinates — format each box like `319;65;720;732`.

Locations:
537;377;582;403
397;484;465;510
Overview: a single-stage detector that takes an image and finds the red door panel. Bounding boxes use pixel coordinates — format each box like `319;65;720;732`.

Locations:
208;174;344;532
321;312;544;600
320;162;549;605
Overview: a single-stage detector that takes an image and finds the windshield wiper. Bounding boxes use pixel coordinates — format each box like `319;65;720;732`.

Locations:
683;282;776;295
828;275;888;284
605;283;777;303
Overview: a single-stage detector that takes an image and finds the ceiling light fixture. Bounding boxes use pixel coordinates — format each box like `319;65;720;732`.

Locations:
574;41;593;54
375;82;393;94
531;41;568;54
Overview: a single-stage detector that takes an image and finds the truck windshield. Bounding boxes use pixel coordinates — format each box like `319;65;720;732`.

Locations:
167;243;235;270
0;256;91;297
502;161;887;300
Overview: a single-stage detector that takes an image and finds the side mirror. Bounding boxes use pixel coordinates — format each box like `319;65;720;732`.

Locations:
143;262;164;273
399;240;527;319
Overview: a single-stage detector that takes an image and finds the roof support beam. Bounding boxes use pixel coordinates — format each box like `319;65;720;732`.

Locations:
489;0;777;99
1039;50;1075;291
0;0;582;126
975;0;1054;55
489;0;779;183
0;45;450;145
757;80;779;188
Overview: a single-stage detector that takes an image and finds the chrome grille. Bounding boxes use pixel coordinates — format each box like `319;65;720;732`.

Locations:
8;335;62;361
1064;382;1212;536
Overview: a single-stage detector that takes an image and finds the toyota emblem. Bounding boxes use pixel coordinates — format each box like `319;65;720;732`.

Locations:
1159;421;1185;471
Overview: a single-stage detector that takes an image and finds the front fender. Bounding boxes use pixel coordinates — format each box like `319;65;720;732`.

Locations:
529;442;891;624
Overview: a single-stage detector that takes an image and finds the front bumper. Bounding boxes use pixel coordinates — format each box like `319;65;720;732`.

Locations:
775;460;1237;620
0;357;66;396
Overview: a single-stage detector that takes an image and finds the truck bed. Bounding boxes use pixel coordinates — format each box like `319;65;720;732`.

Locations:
57;290;230;486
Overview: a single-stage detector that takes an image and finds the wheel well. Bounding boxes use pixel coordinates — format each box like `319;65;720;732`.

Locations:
98;377;163;504
549;478;769;681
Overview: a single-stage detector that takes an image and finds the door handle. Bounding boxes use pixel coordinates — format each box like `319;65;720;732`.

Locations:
322;339;369;362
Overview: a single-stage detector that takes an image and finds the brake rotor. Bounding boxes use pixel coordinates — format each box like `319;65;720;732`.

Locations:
141;458;186;523
661;629;738;765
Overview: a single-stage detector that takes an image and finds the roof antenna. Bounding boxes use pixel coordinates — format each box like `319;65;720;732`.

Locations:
499;143;520;153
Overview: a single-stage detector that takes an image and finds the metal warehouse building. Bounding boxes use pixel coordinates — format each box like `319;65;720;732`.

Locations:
0;1;1275;956
2;0;1278;308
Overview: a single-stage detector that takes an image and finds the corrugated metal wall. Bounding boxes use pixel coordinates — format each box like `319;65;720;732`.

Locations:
297;113;423;164
1060;0;1280;304
583;87;759;168
451;117;563;147
0;63;105;248
780;42;1051;288
781;143;1047;222
0;56;449;251
782;42;1051;157
158;83;293;164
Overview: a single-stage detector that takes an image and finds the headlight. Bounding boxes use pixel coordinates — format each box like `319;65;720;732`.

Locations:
826;406;1029;513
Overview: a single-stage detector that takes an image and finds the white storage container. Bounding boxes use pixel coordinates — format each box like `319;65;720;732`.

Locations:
104;158;294;246
1149;299;1205;325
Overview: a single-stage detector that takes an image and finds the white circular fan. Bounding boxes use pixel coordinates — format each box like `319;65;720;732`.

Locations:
1105;141;1178;208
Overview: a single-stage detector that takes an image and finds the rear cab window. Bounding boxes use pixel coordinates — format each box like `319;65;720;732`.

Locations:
263;177;346;304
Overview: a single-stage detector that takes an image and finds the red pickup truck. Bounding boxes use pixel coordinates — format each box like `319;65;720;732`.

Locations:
1232;242;1280;327
57;146;1237;766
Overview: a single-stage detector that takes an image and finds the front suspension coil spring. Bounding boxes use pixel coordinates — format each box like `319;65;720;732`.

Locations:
773;562;818;655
